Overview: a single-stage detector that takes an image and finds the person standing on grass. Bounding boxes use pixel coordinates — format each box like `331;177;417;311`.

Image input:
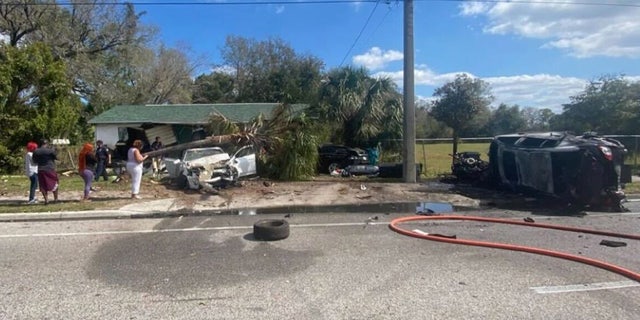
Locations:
78;143;97;202
94;140;111;182
126;139;148;199
24;141;39;204
32;139;59;205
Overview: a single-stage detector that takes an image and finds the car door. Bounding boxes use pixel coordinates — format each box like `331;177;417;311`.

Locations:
232;145;257;177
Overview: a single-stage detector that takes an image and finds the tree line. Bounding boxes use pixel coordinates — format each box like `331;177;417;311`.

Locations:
1;1;639;175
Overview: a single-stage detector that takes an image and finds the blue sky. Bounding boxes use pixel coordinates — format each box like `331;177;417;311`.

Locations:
137;0;640;112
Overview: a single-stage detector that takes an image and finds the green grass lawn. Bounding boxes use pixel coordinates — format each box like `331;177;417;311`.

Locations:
414;142;491;177
0;173;135;213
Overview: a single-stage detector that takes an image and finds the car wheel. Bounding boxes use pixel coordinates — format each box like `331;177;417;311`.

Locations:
327;162;340;173
176;174;188;189
253;219;290;241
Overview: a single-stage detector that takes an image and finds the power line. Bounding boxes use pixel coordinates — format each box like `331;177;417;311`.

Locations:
339;0;381;67
14;0;640;8
361;1;400;49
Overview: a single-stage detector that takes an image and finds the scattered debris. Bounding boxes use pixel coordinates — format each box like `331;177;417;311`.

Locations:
360;184;367;191
429;233;457;239
263;181;273;187
599;240;627;247
284;213;292;218
416;202;453;215
524;217;535;223
356;195;372;199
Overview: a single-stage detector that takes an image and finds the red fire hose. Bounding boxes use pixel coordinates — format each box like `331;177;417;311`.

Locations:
389;215;640;282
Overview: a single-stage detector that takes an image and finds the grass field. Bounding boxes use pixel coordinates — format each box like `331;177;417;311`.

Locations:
413;142;491;177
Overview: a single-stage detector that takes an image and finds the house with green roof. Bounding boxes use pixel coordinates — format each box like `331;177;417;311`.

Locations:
88;103;307;156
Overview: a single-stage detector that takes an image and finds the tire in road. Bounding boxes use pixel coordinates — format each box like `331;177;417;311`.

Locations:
253;219;290;241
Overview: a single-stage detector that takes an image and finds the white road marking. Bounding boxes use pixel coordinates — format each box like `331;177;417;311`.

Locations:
531;281;640;294
0;221;389;238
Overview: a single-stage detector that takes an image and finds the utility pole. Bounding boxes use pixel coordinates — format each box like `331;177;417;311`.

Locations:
403;0;416;183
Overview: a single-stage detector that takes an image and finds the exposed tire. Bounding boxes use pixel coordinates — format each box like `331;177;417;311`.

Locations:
253;219;290;241
175;174;188;189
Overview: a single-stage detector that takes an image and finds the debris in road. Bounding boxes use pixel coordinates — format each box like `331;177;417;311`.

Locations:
524;217;535;223
284;213;292;218
367;216;379;222
599;240;627;247
360;184;367;191
263;181;273;187
430;233;457;239
356;195;372;199
416;202;453;215
253;219;290;241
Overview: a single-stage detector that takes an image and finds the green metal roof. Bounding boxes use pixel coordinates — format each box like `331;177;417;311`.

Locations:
88;103;308;125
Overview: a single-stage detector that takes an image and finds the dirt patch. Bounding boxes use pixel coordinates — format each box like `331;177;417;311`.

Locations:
60;176;483;212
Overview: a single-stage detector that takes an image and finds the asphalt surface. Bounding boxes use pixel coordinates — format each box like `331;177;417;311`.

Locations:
0;199;639;319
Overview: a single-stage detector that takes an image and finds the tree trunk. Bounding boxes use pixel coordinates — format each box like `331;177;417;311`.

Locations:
452;132;459;156
143;134;250;158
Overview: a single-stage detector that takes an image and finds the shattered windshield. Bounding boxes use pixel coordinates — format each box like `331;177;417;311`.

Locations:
183;148;225;162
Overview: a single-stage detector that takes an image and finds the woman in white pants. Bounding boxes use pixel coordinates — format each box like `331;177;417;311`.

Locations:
126;139;148;199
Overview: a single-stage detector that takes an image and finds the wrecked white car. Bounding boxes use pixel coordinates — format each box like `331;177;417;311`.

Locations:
164;145;257;190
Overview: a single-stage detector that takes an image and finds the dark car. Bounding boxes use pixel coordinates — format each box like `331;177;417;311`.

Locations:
489;132;627;211
318;144;369;173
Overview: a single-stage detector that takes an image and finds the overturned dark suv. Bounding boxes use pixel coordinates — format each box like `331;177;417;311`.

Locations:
489;132;628;211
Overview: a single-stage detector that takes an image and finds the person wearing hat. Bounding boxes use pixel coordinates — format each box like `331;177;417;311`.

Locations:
24;141;39;204
31;139;59;205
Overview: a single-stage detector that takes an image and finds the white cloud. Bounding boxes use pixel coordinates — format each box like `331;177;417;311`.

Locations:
275;5;285;14
351;1;363;12
376;65;589;112
352;47;403;70
212;65;236;75
484;74;586;111
458;1;640;58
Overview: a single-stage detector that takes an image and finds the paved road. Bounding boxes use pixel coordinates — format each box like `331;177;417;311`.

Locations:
0;206;639;319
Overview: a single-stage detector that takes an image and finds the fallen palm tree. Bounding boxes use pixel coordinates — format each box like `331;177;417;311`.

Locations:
142;104;319;181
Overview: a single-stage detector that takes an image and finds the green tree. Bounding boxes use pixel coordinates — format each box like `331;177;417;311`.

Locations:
192;71;236;103
484;104;527;135
415;101;452;138
557;75;639;135
0;42;82;173
220;35;324;104
430;74;493;154
521;107;556;132
314;66;402;147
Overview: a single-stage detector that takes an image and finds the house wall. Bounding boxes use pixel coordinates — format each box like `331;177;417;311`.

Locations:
144;125;178;146
95;123;201;151
94;124;131;148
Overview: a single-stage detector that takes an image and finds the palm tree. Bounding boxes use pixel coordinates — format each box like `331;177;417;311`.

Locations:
313;66;402;147
144;104;318;180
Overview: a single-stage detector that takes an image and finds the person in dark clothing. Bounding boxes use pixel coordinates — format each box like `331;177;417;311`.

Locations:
32;139;59;205
94;140;111;181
